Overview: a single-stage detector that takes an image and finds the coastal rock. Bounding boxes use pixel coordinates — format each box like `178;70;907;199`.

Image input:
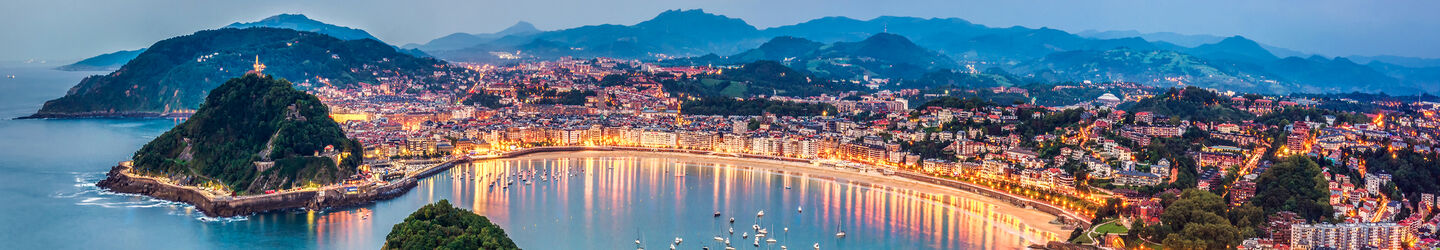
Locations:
97;164;416;217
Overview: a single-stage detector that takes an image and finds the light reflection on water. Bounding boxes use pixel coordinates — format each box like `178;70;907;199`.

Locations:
281;153;1061;249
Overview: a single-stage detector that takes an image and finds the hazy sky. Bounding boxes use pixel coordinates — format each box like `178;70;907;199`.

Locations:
4;0;1439;62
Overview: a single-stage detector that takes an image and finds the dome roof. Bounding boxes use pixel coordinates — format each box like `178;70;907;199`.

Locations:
1097;93;1121;102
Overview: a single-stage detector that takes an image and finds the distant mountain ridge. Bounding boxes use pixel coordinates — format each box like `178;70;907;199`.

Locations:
426;12;1166;65
59;10;1439;96
431;9;770;62
402;21;542;51
1186;36;1279;63
451;9;1430;94
1013;47;1291;93
56;49;145;71
665;33;956;80
225;14;379;41
1077;30;1226;47
1350;55;1440;68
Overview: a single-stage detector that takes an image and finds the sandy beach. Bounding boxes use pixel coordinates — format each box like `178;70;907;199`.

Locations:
497;150;1071;241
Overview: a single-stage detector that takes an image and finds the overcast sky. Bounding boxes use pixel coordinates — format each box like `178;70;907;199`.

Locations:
4;0;1438;62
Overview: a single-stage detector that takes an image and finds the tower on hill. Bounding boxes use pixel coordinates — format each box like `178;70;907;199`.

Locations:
248;55;266;75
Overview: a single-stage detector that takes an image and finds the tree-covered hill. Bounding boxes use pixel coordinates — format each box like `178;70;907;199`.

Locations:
728;36;824;63
30;27;446;117
896;68;1023;90
384;200;519;250
680;97;836;116
1014;48;1293;94
1122;86;1255;122
129;74;362;194
661;60;863;97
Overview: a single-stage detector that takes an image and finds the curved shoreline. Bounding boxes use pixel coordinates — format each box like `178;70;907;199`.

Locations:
514;150;1078;241
96;146;1088;237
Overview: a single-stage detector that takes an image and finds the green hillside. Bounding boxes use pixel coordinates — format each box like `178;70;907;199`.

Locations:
383;200;519;250
1122;86;1254;122
129;74;362;194
662;60;862;97
31;27;444;117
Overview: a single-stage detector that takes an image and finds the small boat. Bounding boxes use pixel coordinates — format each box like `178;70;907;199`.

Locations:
797;206;802;213
713;211;721;217
742;232;748;239
753;238;759;247
766;238;777;244
674;237;682;245
785;186;791;189
713;236;724;242
813;243;820;249
757;210;765;217
758;228;768;234
756;233;766;238
729;217;735;224
836;229;846;239
781;246;787;250
729;227;734;234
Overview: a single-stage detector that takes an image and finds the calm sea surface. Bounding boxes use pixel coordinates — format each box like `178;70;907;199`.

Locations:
0;63;1056;249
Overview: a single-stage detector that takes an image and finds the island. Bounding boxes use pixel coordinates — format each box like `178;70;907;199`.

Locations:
383;200;519;250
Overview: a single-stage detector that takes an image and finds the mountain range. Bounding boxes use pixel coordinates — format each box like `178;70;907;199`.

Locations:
413;9;1439;94
54;9;1440;100
665;33;956;80
402;22;542;52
